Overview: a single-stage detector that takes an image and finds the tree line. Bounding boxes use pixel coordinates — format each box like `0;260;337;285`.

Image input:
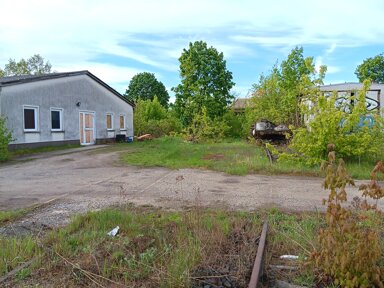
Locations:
1;45;384;161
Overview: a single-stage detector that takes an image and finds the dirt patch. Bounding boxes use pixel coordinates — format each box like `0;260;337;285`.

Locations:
203;154;225;160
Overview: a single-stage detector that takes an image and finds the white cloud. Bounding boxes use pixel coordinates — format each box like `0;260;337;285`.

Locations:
1;0;383;90
56;62;141;93
325;43;337;55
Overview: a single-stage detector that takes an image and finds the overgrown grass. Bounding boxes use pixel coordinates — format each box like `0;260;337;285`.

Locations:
0;236;41;276
9;144;81;158
266;208;323;286
266;206;384;287
121;136;377;179
39;207;262;287
1;206;381;286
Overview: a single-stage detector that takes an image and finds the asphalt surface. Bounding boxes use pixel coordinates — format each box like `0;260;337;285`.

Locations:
1;145;379;213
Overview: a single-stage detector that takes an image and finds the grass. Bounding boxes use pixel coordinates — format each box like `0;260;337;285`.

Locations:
9;143;81;158
266;208;323;287
0;209;29;225
0;206;382;286
121;136;319;176
120;136;377;179
29;207;262;287
0;236;40;276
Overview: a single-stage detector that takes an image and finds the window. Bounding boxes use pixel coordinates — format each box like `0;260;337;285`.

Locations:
51;108;63;131
106;113;114;130
23;105;39;131
119;114;126;130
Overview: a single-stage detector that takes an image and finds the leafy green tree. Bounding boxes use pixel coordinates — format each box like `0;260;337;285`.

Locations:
0;117;13;162
246;47;326;130
0;54;52;77
173;41;235;126
355;53;384;83
134;96;181;137
279;47;319;126
124;72;169;107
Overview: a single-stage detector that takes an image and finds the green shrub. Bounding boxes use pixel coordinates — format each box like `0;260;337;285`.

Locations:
285;80;384;165
0;116;12;162
133;97;182;137
184;107;229;142
222;110;246;138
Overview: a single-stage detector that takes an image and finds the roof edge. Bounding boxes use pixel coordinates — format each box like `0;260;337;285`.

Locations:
0;70;135;107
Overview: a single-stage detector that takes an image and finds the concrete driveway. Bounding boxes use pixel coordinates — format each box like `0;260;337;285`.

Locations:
1;145;378;216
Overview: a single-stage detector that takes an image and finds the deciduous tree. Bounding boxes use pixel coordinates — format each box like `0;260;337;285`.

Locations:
355;53;384;83
172;41;235;126
0;54;52;76
246;46;326;128
124;72;169;107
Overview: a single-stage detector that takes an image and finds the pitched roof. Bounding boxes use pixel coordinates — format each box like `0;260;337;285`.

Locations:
231;98;250;110
0;70;134;107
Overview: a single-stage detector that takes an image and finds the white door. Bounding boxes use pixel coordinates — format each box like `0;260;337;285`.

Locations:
79;111;96;145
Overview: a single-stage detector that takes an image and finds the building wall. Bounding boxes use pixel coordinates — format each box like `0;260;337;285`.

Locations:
319;83;384;117
0;74;133;145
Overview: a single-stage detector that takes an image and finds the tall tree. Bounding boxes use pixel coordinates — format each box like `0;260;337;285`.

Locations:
172;41;235;126
0;54;52;77
355;53;384;83
247;46;326;127
124;72;169;107
278;46;316;126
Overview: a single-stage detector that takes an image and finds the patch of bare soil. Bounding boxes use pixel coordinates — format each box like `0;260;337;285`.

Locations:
202;154;225;160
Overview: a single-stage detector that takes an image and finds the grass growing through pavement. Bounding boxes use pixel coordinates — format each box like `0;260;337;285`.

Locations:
121;136;375;179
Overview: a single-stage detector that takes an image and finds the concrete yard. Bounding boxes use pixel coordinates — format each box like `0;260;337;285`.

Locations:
0;145;380;229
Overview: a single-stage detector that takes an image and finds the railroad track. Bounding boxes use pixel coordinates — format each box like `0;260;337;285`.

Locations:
248;221;268;288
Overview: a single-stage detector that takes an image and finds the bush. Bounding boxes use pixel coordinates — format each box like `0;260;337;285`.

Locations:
222;110;246;138
285;80;384;165
134;97;182;137
312;149;383;287
0;117;12;162
184;107;229;142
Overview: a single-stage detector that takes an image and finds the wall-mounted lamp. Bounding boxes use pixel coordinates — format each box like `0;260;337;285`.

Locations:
76;102;81;107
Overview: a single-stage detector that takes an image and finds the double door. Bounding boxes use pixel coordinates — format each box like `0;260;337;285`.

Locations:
79;111;95;145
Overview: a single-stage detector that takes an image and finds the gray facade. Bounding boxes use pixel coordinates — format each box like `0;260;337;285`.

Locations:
0;71;134;148
319;82;384;117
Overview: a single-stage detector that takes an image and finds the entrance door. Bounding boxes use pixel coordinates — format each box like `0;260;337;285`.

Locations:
79;111;95;145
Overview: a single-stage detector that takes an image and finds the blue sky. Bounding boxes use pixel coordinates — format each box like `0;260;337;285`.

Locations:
1;0;384;102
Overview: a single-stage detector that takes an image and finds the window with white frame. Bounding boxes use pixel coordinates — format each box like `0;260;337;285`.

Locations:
119;114;126;130
106;113;114;130
23;105;39;131
51;108;63;131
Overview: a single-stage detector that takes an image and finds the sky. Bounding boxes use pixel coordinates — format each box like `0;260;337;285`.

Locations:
1;0;384;102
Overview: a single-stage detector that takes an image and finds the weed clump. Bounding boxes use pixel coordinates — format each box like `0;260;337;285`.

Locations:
312;146;383;287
